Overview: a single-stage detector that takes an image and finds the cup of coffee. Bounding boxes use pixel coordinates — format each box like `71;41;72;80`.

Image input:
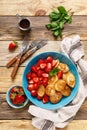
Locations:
17;14;31;31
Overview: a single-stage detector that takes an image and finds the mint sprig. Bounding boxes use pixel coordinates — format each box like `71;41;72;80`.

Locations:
46;6;73;38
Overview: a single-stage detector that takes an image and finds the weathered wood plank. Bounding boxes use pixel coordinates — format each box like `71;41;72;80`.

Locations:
0;0;87;16
0;94;87;120
0;16;87;41
0;94;33;120
0;41;59;67
0;120;87;130
0;40;87;67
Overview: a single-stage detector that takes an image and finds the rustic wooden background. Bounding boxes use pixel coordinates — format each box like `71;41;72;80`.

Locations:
0;1;87;130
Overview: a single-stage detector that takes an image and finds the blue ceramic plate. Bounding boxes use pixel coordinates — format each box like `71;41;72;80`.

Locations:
22;52;79;110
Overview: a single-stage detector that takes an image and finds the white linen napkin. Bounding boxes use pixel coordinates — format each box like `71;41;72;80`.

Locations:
28;35;87;130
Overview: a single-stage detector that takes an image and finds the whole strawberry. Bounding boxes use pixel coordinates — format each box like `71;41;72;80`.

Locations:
8;41;18;51
10;86;26;106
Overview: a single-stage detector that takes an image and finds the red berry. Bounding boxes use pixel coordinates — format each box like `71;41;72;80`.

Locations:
42;77;48;87
31;73;37;78
42;73;49;78
31;66;37;73
40;63;46;69
37;95;42;100
26;72;31;80
8;41;18;51
31;90;37;97
34;83;39;90
33;77;39;83
37;59;44;66
57;71;63;79
37;70;44;77
28;79;34;84
52;60;57;67
47;56;53;62
27;84;35;91
42;94;49;103
47;63;52;70
45;68;51;73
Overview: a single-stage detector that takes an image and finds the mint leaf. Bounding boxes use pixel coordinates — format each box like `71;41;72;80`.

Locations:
49;67;59;76
58;6;67;14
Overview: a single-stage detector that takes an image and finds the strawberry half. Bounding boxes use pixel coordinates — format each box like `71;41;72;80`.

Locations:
42;94;49;103
8;41;18;51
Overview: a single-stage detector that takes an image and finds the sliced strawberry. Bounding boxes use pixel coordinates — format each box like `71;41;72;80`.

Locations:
26;72;31;80
47;56;53;63
31;73;37;78
45;68;51;73
37;70;44;77
37;59;44;66
42;94;49;103
47;62;52;70
37;95;43;100
34;83;39;90
31;66;37;73
42;77;48;87
42;73;49;78
27;84;35;91
31;90;37;97
33;77;39;83
52;60;57;67
28;79;34;84
40;63;46;69
57;70;63;79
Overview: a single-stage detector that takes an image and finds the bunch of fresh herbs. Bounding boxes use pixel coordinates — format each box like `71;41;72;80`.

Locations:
46;6;73;38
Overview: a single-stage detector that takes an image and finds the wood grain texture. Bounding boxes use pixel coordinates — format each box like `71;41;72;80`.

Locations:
0;120;87;130
0;16;87;41
2;40;87;67
0;94;87;120
0;0;87;15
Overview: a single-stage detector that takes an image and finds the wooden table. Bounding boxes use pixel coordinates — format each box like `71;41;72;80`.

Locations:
0;1;87;130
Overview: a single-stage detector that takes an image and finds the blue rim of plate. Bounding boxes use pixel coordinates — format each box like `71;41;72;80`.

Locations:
22;52;79;110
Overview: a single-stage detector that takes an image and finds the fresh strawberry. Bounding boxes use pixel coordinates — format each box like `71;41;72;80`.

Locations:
37;70;44;77
42;94;49;103
37;95;43;100
11;87;19;93
42;73;49;78
10;93;16;101
28;79;34;84
15;95;26;104
27;84;35;91
33;83;39;90
47;56;53;63
37;59;44;66
31;66;37;73
26;72;31;80
31;73;37;78
31;90;37;97
42;77;48;87
40;63;46;69
46;63;52;70
45;68;51;73
33;77;39;83
57;71;63;79
52;60;57;67
12;99;19;105
8;41;18;51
